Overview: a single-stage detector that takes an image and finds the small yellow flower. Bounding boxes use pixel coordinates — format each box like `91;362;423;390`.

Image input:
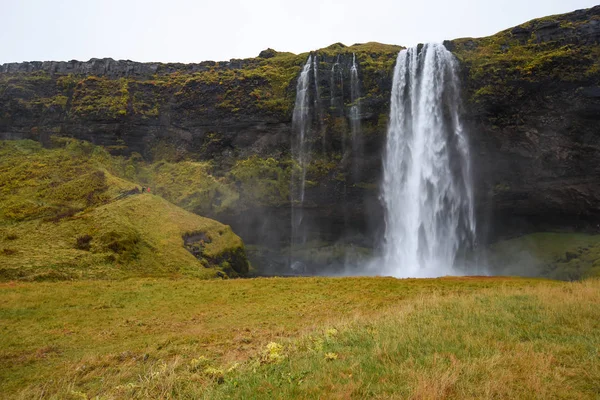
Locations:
325;328;338;339
263;342;285;363
203;366;224;381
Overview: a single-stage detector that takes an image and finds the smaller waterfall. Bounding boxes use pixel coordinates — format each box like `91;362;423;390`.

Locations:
290;56;313;271
349;53;362;181
330;58;338;110
312;55;325;153
312;55;321;112
330;55;344;114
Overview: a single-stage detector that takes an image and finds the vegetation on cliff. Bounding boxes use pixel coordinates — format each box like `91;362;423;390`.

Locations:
1;7;599;399
0;41;401;123
450;7;600;116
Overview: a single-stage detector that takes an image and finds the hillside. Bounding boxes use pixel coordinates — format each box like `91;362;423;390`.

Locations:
0;139;249;280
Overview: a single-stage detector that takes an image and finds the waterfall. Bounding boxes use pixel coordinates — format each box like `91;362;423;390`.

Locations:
330;55;343;113
349;53;362;182
312;55;321;115
381;43;475;277
290;56;313;271
330;58;338;110
312;55;325;152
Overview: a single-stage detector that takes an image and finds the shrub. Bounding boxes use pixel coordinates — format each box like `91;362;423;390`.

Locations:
75;234;93;251
1;248;18;256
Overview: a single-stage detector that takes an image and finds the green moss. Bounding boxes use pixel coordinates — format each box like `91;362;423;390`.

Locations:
1;41;401;124
290;241;373;266
451;11;600;107
70;76;129;118
229;156;292;207
119;154;295;213
306;158;337;181
493;182;511;193
144;160;239;215
131;84;160;118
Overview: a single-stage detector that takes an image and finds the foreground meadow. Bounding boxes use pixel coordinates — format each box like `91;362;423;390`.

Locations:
1;277;598;399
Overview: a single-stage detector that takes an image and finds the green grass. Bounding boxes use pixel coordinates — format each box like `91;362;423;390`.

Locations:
1;276;598;399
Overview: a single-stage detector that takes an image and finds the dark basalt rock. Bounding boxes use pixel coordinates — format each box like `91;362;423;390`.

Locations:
581;87;600;98
0;57;255;77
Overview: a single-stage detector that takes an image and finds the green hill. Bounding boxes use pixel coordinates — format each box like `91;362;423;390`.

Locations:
0;139;249;280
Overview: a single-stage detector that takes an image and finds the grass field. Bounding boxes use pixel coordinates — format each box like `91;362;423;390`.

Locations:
1;276;598;399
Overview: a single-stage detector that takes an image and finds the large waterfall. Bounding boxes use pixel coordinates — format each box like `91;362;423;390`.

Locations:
381;43;475;277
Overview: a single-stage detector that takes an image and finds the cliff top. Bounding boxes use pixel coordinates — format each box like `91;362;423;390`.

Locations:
1;5;598;77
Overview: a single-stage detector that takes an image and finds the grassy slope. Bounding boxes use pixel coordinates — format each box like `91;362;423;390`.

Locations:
487;232;600;280
0;139;247;280
1;277;598;399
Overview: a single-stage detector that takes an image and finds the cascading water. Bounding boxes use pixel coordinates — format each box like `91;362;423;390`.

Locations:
312;55;321;114
381;43;475;277
312;55;326;153
290;56;313;271
330;55;344;112
349;53;362;181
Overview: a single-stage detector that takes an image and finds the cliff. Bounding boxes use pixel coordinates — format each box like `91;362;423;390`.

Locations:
1;6;599;273
450;6;600;239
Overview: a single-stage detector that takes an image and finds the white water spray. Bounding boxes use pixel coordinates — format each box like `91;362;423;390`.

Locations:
381;43;475;277
330;55;343;111
349;53;362;181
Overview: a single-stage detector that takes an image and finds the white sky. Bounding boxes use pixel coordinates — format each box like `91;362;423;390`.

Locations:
1;0;598;64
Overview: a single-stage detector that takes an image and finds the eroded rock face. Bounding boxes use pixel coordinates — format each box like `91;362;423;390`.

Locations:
1;6;599;269
466;84;600;240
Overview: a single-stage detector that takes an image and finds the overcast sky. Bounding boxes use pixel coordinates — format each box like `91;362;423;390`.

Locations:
1;0;598;64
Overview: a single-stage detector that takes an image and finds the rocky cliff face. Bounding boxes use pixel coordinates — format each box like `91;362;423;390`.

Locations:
1;6;599;272
450;6;600;239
